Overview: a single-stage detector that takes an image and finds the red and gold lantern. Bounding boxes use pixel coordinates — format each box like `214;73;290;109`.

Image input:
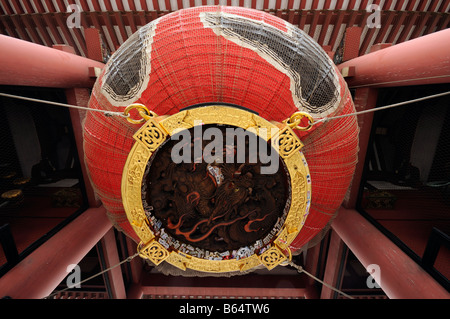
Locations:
83;6;358;275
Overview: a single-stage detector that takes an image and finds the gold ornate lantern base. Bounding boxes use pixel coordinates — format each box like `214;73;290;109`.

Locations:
121;105;311;273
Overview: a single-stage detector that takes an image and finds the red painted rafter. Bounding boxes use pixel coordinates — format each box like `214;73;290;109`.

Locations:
88;11;113;52
397;11;419;43
31;13;54;46
9;0;24;14
125;11;138;33
0;0;14;15
53;13;83;55
357;9;373;55
437;12;450;30
20;0;36;13
347;0;357;10
383;0;394;10
317;10;332;45
100;11;121;50
9;15;32;42
409;10;431;39
298;9;307;30
1;5;447;60
358;0;369;10
42;12;64;44
405;0;417;11
43;0;57;12
328;10;346;50
386;11;408;43
394;0;406;10
0;15;18;37
373;10;396;44
78;0;92;12
22;13;45;45
287;0;294;10
334;0;345;10
287;10;295;24
113;11;128;41
115;0;125;11
416;0;428;11
439;0;450;12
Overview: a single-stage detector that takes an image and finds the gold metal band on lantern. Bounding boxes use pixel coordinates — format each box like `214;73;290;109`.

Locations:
121;105;312;273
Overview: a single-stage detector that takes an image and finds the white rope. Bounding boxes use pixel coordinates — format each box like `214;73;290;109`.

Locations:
43;252;139;299
0;92;127;118
2;90;449;126
313;90;450;125
288;261;355;299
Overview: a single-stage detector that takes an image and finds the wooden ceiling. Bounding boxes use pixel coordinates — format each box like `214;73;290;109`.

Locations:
0;0;449;58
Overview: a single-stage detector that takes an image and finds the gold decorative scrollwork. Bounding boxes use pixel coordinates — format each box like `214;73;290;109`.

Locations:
272;126;304;159
122;105;312;273
138;240;170;265
134;119;168;152
258;246;288;270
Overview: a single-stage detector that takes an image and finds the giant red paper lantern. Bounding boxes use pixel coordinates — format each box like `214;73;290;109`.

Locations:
83;6;358;268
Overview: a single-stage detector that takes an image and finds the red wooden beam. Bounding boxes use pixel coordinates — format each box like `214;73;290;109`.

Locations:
101;11;121;50
103;0;114;11
91;0;102;11
99;228;126;299
9;0;25;14
0;34;104;88
396;11;419;44
343;26;362;61
338;28;450;88
318;10;333;45
43;0;57;11
0;15;18;38
308;10;320;38
328;10;345;50
84;27;104;61
114;11;129;42
77;0;91;11
437;11;450;30
21;0;36;13
125;11;138;33
0;206;112;299
42;13;65;43
372;10;396;45
383;0;394;10
405;0;416;11
54;13;83;55
9;15;32;42
287;0;294;9
298;9;308;30
347;0;357;10
342;87;377;209
332;207;450;299
31;14;54;46
423;13;443;35
320;230;347;298
439;0;450;12
65;87;101;208
0;0;14;14
128;0;137;11
385;11;408;43
409;11;431;40
394;0;406;11
21;14;45;45
416;0;429;11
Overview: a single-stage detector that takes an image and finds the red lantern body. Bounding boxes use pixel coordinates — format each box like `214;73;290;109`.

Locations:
84;6;358;255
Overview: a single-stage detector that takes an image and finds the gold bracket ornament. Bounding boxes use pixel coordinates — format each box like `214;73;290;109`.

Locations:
121;105;312;273
283;111;315;131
